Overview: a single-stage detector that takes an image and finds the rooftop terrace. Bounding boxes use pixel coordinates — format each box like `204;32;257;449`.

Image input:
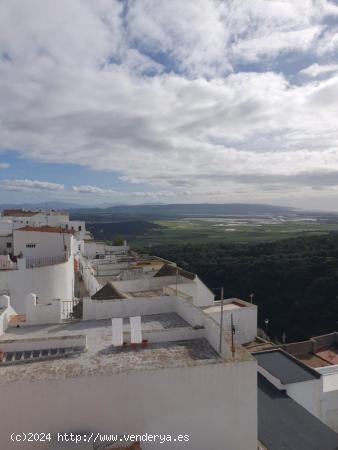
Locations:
283;333;338;368
0;313;221;384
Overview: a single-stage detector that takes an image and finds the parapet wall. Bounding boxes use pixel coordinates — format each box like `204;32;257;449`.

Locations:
83;296;176;321
0;334;86;352
123;327;205;345
283;333;338;356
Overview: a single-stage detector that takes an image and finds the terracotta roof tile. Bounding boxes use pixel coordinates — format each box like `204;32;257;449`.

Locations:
3;209;37;217
15;226;73;234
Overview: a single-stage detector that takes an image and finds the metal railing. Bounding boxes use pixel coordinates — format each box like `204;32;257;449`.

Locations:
26;253;69;269
61;299;82;320
0;261;17;270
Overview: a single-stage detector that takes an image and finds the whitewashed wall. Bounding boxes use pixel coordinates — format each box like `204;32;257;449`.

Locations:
83;296;175;321
80;256;101;296
0;257;74;314
25;294;61;325
0;218;13;236
131;327;206;344
205;302;257;345
0;295;16;336
286;378;324;420
314;366;338;432
84;241;128;259
0;335;86;352
323;390;338;432
164;278;214;308
13;230;73;259
92;261;129;276
0;360;257;450
30;213;69;227
113;276;189;293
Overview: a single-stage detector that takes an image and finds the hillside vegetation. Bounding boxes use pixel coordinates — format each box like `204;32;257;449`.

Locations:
151;233;338;342
86;221;162;240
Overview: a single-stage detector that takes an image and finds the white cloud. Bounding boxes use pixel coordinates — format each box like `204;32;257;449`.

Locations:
0;162;9;168
317;27;338;55
1;1;338;206
300;63;338;77
72;184;175;199
0;179;64;192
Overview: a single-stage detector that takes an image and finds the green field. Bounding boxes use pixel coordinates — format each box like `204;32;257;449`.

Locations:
130;218;338;249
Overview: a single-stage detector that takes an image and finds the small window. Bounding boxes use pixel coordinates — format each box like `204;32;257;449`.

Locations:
78;226;82;231
26;243;36;248
6;242;12;248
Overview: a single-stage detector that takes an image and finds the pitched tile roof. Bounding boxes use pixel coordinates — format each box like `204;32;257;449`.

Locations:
91;282;126;300
3;209;37;217
154;263;195;281
15;226;73;234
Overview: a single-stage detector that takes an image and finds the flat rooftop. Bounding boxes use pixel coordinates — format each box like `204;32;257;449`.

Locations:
203;298;252;315
294;347;338;368
0;313;221;384
203;304;245;314
125;289;164;298
244;339;276;353
253;350;321;384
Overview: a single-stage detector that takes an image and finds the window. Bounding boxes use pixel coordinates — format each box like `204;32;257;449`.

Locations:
78;226;82;231
26;243;36;248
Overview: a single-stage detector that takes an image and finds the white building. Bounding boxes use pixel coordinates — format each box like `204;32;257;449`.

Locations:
202;298;257;345
0;211;264;449
0;291;257;450
0;210;81;314
0;209;87;240
0;232;260;449
83;239;129;259
281;332;338;432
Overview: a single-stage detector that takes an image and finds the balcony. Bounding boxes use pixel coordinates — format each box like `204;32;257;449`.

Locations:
25;253;69;269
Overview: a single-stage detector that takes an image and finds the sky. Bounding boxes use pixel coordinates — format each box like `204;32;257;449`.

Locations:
1;0;338;210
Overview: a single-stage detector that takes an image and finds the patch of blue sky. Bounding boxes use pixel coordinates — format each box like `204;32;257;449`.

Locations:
0;150;153;194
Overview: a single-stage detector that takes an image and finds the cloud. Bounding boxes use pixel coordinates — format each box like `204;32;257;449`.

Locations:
0;163;9;168
72;185;119;196
72;184;175;199
300;63;338;77
0;179;64;192
1;1;338;206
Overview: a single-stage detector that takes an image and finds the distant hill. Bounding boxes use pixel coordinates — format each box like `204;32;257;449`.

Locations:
87;221;162;240
0;201;301;220
0;201;84;211
70;203;297;221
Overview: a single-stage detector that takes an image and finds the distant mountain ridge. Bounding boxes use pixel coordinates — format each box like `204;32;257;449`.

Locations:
66;203;302;222
0;201;84;211
0;202;296;217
